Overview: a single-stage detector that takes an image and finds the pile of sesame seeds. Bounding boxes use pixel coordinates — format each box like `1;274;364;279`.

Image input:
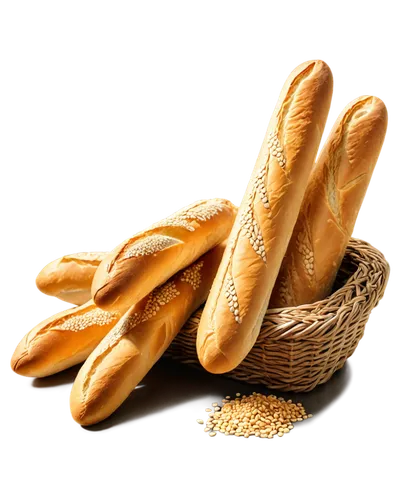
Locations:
141;281;180;321
178;200;224;222
57;308;117;332
198;392;312;438
156;216;195;232
296;232;315;276
180;261;204;290
151;200;226;232
256;166;269;208
239;206;267;263
224;274;241;324
123;234;178;259
267;130;286;168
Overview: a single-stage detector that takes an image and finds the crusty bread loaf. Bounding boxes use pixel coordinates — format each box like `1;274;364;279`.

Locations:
70;243;225;426
36;252;106;305
11;301;120;377
270;96;388;307
91;199;236;314
197;60;333;374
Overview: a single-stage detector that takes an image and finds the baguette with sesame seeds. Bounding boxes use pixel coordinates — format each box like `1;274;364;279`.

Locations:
197;60;333;374
36;252;107;305
70;243;226;426
91;199;237;314
11;301;120;377
269;96;387;307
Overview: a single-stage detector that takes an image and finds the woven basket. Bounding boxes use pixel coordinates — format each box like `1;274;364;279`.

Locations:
166;238;389;392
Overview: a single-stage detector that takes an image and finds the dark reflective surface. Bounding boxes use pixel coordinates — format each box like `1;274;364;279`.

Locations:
27;358;353;432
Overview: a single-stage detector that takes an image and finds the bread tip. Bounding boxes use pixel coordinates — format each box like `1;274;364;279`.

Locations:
70;389;100;427
35;271;51;294
197;333;234;375
11;347;36;377
69;402;89;426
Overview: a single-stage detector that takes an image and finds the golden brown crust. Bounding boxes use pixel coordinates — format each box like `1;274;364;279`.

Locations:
10;300;120;377
197;61;333;374
270;96;388;307
70;244;226;426
36;252;106;305
91;199;237;314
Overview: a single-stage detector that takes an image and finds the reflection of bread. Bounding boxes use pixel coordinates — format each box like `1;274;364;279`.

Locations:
36;252;106;305
11;301;120;377
270;96;388;307
197;60;333;374
70;244;225;426
91;199;237;314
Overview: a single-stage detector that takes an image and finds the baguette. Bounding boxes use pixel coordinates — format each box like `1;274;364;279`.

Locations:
197;60;333;374
270;96;388;307
91;198;236;314
70;243;225;426
11;301;120;377
36;252;107;305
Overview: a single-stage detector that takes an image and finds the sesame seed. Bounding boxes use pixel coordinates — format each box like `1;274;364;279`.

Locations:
58;308;118;333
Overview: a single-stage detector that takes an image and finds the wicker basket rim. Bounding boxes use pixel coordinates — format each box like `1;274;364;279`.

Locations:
265;237;389;315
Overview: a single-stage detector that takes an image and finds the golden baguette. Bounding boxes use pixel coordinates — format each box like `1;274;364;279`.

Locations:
197;60;333;374
91;199;237;314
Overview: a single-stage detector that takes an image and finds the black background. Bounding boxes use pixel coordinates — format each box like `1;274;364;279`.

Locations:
7;53;399;450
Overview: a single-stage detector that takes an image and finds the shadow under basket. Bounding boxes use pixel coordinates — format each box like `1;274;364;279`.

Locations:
166;238;390;392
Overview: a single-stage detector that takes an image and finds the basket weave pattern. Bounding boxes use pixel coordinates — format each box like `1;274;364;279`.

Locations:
166;239;389;392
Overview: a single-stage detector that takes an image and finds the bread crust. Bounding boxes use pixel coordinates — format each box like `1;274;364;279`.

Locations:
197;61;333;374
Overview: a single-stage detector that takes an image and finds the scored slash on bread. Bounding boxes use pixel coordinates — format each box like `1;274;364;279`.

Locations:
197;60;334;374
